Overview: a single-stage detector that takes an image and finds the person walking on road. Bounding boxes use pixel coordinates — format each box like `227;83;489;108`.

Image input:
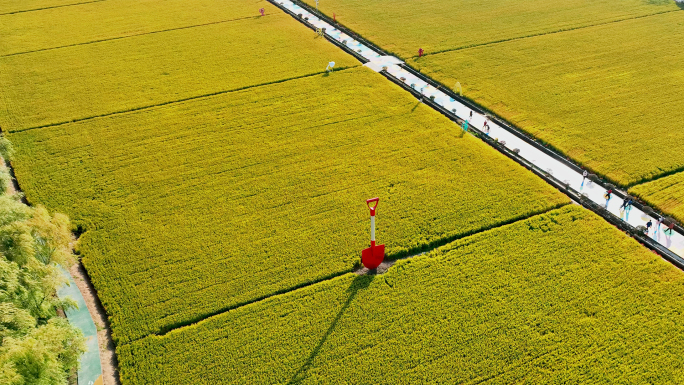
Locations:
604;188;612;208
656;216;663;231
666;221;675;235
582;170;588;183
646;219;653;234
620;197;630;210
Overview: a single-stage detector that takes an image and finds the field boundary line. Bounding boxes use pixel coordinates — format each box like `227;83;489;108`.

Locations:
0;14;277;58
417;8;682;59
129;204;571;344
0;0;107;15
626;164;684;189
6;67;358;134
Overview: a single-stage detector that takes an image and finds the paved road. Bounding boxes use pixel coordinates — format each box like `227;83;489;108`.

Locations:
275;0;684;259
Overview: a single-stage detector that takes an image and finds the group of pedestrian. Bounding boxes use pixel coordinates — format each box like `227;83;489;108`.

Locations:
620;196;634;211
579;170;677;239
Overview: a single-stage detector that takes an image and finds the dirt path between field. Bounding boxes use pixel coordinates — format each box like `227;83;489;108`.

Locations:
69;261;121;385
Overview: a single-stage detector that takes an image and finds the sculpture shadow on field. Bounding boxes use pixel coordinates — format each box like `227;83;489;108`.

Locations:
286;275;375;384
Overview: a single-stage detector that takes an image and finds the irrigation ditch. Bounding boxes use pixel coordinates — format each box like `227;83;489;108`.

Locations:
270;0;684;270
1;154;109;384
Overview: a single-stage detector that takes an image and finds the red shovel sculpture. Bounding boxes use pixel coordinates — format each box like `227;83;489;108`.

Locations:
361;197;385;269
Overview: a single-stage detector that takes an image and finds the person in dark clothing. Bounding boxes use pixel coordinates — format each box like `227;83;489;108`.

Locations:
666;222;675;235
620;197;630;210
646;219;653;234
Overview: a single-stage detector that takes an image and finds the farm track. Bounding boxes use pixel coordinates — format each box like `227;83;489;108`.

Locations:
0;0;107;15
0;14;276;58
418;8;682;59
7;67;357;134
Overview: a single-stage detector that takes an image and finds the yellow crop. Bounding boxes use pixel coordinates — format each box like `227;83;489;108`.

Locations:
409;11;684;186
118;206;684;384
0;13;358;132
301;0;677;58
10;67;568;343
0;0;79;14
630;172;684;224
0;0;281;56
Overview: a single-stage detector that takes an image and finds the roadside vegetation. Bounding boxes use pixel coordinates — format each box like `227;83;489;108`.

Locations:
0;136;85;384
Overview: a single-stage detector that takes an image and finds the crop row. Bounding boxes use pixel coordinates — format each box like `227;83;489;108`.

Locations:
118;205;684;384
10;67;568;343
408;11;684;186
0;0;281;56
0;12;358;132
630;170;684;224
299;0;677;59
0;0;78;14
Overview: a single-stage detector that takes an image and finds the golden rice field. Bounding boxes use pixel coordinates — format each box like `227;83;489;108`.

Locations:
301;0;678;58
302;0;684;220
4;0;683;382
0;0;82;14
0;0;280;56
630;172;684;224
409;11;684;186
0;12;358;132
10;67;568;343
119;206;684;384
